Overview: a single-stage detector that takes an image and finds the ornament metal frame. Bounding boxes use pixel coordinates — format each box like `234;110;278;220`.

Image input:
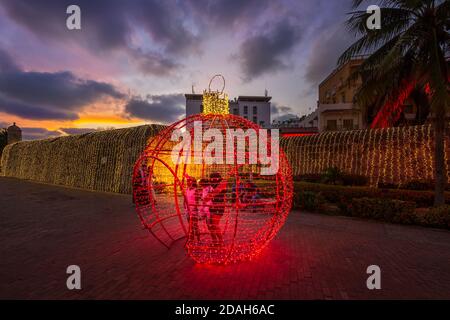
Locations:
132;77;293;265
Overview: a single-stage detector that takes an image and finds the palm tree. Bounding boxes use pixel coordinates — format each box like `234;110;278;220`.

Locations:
339;0;449;206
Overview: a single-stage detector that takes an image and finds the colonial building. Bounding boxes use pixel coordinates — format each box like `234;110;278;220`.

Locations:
317;56;366;132
316;55;448;132
185;93;271;128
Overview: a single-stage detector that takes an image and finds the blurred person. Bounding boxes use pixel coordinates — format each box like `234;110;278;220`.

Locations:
184;175;201;241
205;172;227;246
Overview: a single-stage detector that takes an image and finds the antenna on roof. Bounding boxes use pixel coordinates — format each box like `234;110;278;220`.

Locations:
191;84;195;94
264;79;268;97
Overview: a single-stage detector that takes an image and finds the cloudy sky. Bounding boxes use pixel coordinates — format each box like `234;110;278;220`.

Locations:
0;0;362;140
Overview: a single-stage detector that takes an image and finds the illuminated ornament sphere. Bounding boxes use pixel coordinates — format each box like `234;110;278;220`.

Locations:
132;75;293;264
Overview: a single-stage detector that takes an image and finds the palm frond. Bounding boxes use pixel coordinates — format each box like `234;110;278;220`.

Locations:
339;8;414;65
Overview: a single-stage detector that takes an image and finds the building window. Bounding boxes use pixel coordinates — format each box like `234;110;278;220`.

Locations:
253;106;257;114
200;104;203;113
233;108;239;115
253;116;257;123
243;106;248;114
259;121;265;127
343;119;354;130
244;116;248;120
326;120;337;131
341;93;346;103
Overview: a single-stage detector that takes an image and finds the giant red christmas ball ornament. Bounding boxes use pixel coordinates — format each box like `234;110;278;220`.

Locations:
132;77;293;264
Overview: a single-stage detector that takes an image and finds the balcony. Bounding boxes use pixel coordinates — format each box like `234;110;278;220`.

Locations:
318;103;355;113
325;124;360;131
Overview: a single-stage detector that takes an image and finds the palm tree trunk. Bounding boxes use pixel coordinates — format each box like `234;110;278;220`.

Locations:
434;109;446;206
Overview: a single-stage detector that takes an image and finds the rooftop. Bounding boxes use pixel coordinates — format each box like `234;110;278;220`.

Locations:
319;55;367;88
185;93;271;102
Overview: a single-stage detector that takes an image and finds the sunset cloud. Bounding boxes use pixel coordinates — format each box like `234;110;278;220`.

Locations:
0;49;124;120
0;0;200;76
0;0;359;139
235;20;302;81
124;94;185;123
21;127;62;140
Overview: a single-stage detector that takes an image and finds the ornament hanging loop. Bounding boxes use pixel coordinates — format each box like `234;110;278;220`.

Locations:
208;74;226;94
202;74;229;115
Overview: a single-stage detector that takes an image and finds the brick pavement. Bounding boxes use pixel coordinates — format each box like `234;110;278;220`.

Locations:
0;177;449;299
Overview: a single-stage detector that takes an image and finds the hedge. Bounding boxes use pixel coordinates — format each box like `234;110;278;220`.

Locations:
1;125;165;194
282;124;450;187
294;181;450;208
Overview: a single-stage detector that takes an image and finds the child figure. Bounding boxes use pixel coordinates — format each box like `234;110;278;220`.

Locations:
206;172;227;246
185;175;201;242
199;179;213;221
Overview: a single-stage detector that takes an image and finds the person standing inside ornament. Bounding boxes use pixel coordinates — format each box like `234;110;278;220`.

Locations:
199;178;213;221
184;175;201;242
205;172;227;246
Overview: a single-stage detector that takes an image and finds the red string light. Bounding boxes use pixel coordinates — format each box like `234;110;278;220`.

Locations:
371;80;416;128
132;113;293;264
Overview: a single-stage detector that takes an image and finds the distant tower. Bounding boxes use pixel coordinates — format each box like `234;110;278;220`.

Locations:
7;122;22;144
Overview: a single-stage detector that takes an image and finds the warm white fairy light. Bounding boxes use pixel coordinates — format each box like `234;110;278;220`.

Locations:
280;124;449;187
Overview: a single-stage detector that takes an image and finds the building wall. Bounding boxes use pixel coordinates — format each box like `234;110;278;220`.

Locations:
319;58;364;105
186;94;271;128
233;99;271;128
185;94;203;117
297;110;318;128
318;106;363;132
318;58;365;132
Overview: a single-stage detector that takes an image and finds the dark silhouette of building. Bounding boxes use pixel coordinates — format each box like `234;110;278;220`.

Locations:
6;123;22;144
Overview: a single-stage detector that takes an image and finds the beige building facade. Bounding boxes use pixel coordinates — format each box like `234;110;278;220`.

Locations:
317;57;365;132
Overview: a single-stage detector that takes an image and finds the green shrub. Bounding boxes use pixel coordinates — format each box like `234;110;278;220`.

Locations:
293;174;322;183
416;206;450;228
322;166;342;185
401;179;435;191
294;171;368;186
377;182;399;189
347;197;416;223
341;174;369;186
292;182;450;229
400;180;450;191
294;181;450;207
293;190;324;212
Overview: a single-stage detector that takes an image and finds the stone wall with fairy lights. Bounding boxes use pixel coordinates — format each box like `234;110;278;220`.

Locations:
0;125;164;193
1;123;449;192
281;124;450;186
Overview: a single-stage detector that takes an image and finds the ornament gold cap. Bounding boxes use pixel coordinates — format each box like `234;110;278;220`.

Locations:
202;74;229;115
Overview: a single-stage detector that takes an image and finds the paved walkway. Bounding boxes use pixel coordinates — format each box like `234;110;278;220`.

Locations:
1;177;449;299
